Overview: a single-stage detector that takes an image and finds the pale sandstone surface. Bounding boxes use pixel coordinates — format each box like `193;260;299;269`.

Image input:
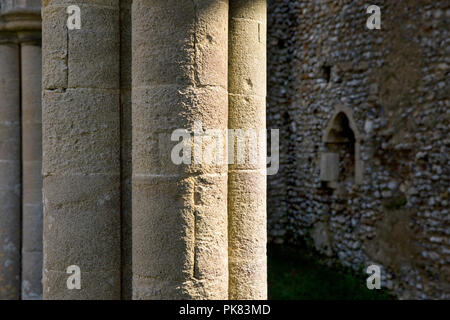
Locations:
228;0;267;300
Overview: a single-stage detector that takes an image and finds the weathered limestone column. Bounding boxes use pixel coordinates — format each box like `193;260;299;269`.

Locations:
132;0;229;299
120;0;132;300
20;34;42;300
0;34;21;300
42;0;121;299
228;0;267;299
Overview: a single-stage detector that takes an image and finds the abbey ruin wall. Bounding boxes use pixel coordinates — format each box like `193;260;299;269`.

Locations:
267;0;449;299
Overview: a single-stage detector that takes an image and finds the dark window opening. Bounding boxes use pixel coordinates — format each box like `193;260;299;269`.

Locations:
322;65;331;83
321;112;357;190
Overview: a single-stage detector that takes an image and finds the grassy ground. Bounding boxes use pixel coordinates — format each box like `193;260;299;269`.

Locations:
268;244;393;300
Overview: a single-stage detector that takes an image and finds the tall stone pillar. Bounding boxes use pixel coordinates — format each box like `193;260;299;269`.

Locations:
132;0;229;299
228;0;267;299
42;0;121;299
120;0;132;300
20;34;42;300
0;34;21;300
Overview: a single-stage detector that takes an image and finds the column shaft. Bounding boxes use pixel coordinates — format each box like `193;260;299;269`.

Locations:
132;0;229;299
228;0;267;299
0;38;21;300
120;0;132;300
42;0;121;299
21;40;43;300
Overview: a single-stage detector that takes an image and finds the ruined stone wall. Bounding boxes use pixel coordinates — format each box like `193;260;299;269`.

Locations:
267;0;449;299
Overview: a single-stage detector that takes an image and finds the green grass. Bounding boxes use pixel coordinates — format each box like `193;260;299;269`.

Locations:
268;244;393;300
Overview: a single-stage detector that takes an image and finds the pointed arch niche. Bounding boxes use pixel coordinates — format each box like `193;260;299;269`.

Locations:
320;105;363;190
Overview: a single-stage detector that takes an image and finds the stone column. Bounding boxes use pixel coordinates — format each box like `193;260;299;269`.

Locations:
120;0;132;300
0;34;21;300
20;34;42;300
42;0;121;299
132;0;229;299
228;0;267;299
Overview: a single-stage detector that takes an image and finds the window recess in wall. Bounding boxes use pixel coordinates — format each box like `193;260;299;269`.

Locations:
320;105;363;193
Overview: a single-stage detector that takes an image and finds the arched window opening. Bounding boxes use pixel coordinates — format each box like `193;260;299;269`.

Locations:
320;107;362;191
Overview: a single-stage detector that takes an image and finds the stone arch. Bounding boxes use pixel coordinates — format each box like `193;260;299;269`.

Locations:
320;105;363;189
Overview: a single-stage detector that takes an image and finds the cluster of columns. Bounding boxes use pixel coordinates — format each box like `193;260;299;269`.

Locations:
0;1;42;300
0;0;267;300
131;0;267;299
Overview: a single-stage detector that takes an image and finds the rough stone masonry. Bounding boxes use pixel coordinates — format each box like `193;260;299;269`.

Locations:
267;0;449;299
